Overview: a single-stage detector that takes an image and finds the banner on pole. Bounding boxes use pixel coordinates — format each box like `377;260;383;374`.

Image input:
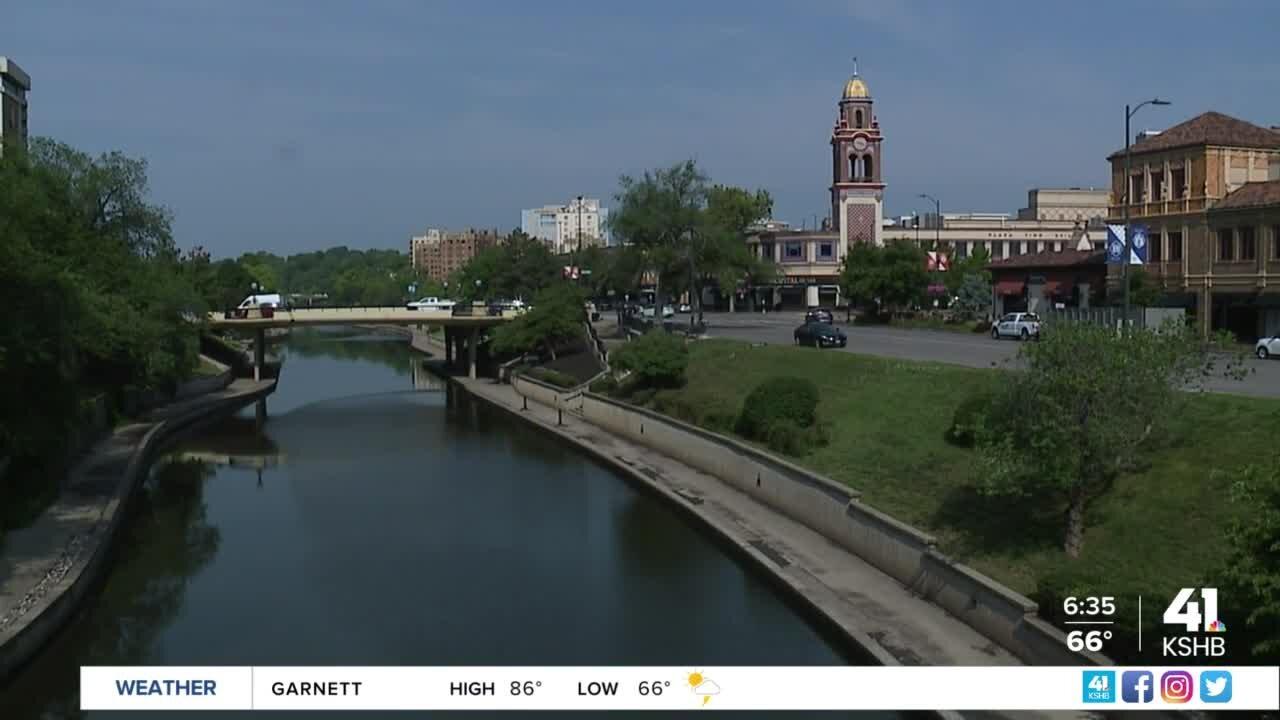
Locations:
1106;225;1147;265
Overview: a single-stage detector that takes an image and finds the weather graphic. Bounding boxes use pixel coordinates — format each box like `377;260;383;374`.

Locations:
686;671;721;707
1207;620;1227;632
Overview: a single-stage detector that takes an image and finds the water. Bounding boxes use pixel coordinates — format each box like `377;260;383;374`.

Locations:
1;328;897;719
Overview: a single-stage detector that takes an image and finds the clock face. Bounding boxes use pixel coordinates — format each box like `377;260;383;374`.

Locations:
852;137;868;152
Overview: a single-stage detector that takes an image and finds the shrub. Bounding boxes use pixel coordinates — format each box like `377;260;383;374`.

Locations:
736;376;820;441
610;331;688;389
946;391;998;447
588;376;618;395
526;367;578;389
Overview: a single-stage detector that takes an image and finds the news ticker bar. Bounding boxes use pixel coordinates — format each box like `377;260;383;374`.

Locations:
81;666;1280;711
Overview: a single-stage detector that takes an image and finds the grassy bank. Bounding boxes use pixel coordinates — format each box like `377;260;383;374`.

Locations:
634;339;1274;609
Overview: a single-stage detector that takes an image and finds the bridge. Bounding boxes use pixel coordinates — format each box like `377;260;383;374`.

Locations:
207;306;516;381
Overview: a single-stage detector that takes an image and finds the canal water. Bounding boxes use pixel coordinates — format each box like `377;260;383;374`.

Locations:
1;328;897;719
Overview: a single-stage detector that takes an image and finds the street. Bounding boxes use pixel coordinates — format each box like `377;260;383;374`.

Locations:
696;311;1280;400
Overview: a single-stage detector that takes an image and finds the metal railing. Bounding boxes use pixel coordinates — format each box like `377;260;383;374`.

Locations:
1042;306;1186;330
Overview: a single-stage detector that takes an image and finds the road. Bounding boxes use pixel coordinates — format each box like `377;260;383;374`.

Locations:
694;311;1280;400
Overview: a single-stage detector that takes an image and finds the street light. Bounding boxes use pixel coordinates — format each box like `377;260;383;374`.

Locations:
918;193;941;249
1122;98;1171;321
576;195;584;254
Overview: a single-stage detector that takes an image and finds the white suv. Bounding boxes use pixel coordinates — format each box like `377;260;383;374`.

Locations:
991;312;1041;341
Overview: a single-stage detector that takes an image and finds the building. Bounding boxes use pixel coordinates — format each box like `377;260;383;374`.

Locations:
1018;188;1110;222
520;197;609;254
744;65;884;309
1104;111;1280;338
987;249;1107;317
409;228;499;282
0;56;31;152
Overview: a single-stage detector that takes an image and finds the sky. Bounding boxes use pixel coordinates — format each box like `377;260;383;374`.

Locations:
6;0;1280;258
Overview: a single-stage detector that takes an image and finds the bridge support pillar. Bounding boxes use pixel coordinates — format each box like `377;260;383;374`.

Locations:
253;328;266;382
255;397;267;429
467;327;478;380
444;327;454;365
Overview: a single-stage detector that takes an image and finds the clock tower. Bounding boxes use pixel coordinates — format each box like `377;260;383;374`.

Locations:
830;61;885;247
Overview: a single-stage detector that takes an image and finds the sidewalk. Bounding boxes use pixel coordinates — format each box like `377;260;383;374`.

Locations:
452;375;1099;720
0;378;276;679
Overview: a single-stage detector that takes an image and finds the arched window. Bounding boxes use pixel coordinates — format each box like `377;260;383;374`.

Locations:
854;109;864;128
863;154;873;181
849;155;860;180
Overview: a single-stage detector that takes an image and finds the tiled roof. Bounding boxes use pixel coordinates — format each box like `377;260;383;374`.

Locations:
1211;179;1280;211
987;249;1104;270
1108;111;1280;159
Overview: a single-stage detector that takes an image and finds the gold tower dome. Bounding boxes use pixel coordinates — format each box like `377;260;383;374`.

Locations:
843;74;869;99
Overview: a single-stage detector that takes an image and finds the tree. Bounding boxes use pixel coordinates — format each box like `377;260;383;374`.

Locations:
944;245;992;297
700;184;774;319
838;240;929;319
610;330;688;389
973;321;1246;557
951;274;993;321
1125;267;1164;308
490;283;584;360
454;229;559;303
1215;461;1280;663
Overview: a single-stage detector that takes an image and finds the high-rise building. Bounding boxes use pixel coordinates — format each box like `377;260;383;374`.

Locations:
0;56;31;153
409;228;499;282
521;197;609;254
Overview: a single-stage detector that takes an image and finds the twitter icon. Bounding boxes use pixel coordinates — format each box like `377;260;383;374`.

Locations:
1200;671;1232;703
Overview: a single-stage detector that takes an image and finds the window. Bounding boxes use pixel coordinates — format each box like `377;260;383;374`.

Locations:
783;241;804;261
1274;226;1280;259
760;242;775;260
1217;228;1235;261
1239;226;1256;261
855;109;864;128
849;155;860;180
1015;241;1026;255
1168;231;1183;261
1130;174;1145;204
1149;232;1162;262
1150;171;1164;201
863;154;873;180
955;241;969;258
1171;168;1186;199
817;241;835;261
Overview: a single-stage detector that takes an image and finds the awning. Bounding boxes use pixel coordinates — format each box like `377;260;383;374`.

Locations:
994;279;1025;295
1041;279;1075;296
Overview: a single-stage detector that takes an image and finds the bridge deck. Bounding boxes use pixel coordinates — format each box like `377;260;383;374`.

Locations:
207;307;516;329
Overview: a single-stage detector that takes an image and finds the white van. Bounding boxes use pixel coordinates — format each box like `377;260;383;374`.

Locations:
407;296;456;311
238;293;284;310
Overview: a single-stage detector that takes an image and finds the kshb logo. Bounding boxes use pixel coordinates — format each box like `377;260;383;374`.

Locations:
1162;588;1226;657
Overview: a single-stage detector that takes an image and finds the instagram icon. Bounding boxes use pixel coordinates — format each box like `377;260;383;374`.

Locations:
1161;671;1194;703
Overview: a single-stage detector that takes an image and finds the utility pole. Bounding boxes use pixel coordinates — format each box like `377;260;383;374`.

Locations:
577;195;584;255
1121;98;1171;323
919;193;941;249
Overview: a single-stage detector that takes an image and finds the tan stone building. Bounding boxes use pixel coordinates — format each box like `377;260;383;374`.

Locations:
409;228;499;283
1105;111;1280;338
0;56;31;153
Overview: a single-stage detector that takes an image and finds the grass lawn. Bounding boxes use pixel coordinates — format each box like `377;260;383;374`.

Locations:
641;339;1277;610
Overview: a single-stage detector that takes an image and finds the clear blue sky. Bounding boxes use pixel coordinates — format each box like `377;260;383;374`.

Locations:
7;0;1279;258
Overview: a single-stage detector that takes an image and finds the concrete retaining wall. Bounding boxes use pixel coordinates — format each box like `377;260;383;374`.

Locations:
510;375;1108;668
173;360;233;401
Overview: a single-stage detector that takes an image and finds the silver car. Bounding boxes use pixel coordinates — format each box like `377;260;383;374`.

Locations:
1256;334;1280;360
991;312;1041;341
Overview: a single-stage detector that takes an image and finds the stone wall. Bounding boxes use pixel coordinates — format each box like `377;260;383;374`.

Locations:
511;376;1109;668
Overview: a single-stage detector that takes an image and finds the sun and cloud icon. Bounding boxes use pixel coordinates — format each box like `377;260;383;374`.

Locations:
686;671;721;707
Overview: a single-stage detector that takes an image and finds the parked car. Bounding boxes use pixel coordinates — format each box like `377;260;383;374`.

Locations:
805;307;834;324
794;321;847;348
991;312;1041;340
678;303;692;313
642;305;675;319
1256;334;1280;360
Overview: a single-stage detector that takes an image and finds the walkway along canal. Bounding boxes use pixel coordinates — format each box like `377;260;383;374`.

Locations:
0;328;899;720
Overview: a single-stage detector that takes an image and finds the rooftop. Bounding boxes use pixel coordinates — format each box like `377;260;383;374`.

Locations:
1107;111;1280;159
987;248;1104;270
1210;179;1280;211
0;56;31;90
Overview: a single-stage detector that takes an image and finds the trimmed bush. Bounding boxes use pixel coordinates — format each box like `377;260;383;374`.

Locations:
946;391;997;447
610;331;688;389
588;376;618;395
526;367;578;389
736;376;820;441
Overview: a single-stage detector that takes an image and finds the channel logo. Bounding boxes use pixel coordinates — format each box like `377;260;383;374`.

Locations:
1081;670;1115;703
1160;670;1193;704
1200;670;1232;703
1121;671;1153;703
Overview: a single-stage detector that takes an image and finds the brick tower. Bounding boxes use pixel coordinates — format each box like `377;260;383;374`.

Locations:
830;60;885;247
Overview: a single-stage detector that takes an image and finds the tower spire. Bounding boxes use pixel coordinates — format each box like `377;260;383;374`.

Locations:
852;56;858;76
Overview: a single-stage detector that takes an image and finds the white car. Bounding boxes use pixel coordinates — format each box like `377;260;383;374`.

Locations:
991;312;1041;341
1256;335;1280;360
407;296;455;311
642;305;675;319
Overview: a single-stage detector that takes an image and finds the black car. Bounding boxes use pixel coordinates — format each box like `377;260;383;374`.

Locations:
805;307;834;324
794;321;847;348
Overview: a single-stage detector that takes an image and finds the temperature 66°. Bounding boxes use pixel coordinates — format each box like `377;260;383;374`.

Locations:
511;681;541;696
638;681;670;696
1067;629;1112;652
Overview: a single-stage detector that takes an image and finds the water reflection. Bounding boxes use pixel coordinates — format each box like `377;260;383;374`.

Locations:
0;459;220;719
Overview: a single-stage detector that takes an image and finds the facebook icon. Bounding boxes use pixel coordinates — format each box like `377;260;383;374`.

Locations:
1122;671;1154;703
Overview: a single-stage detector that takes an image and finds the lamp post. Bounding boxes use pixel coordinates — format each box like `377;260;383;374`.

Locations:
918;193;940;249
1121;98;1171;322
576;195;584;254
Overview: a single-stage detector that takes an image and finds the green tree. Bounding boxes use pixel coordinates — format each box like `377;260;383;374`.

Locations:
973;321;1246;556
700;184;774;320
490;283;585;360
944;245;992;296
838;240;929;319
1124;267;1164;308
951;273;993;321
454;229;559;303
1215;461;1280;663
611;330;688;389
